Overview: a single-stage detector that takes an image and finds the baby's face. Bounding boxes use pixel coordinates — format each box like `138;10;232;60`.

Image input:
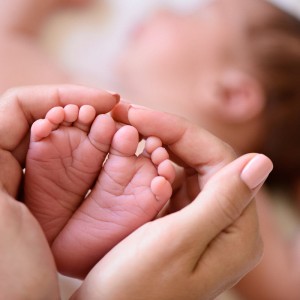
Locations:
116;0;237;126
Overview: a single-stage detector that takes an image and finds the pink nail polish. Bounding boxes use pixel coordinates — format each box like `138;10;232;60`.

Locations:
241;154;273;190
107;91;120;102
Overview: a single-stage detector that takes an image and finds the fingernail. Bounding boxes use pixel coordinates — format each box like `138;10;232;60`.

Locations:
241;154;273;190
107;91;120;102
129;104;151;111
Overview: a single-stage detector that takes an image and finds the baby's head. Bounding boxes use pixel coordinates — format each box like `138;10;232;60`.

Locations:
116;0;300;186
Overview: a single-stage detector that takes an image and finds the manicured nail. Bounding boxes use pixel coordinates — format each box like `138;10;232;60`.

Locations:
241;154;273;190
107;91;120;102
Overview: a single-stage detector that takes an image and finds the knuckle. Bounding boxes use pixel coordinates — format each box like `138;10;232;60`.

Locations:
217;188;244;224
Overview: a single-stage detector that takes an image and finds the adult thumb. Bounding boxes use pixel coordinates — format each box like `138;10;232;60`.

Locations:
198;153;273;239
160;153;273;257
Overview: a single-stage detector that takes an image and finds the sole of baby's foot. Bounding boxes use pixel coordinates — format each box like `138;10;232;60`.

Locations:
52;126;175;278
24;104;116;243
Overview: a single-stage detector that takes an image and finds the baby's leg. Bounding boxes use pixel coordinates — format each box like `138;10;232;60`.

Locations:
25;105;116;243
52;126;175;278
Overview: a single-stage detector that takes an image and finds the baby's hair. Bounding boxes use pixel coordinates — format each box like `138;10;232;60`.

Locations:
245;2;300;187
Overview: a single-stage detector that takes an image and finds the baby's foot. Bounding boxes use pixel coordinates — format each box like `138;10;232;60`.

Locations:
24;105;116;243
52;126;175;278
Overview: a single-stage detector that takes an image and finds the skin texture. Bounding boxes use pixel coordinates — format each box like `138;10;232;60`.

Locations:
25;105;174;278
0;85;270;299
0;85;119;197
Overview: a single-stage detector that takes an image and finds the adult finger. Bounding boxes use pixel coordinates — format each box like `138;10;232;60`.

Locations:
112;103;236;185
155;153;273;268
0;84;119;150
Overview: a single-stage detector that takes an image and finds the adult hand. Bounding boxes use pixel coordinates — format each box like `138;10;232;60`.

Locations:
0;85;119;299
71;104;273;300
0;85;119;197
0;187;60;300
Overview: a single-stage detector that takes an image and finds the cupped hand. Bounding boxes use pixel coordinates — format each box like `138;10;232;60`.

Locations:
71;104;273;300
0;85;119;197
0;85;119;299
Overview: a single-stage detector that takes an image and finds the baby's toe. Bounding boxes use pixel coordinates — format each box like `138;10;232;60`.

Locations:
151;176;172;202
45;107;65;129
151;147;169;165
158;160;176;184
31;119;53;142
88;114;116;153
74;105;96;132
145;137;162;154
62;104;79;126
110;125;139;157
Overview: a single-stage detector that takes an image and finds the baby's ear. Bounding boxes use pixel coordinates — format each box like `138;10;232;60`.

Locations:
217;69;266;124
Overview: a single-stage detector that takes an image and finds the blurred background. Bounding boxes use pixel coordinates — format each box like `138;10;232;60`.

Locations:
1;0;299;299
41;0;206;89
